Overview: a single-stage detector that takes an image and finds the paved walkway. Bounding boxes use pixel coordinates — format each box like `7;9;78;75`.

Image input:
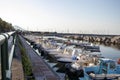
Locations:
20;35;60;80
11;59;24;80
11;37;24;80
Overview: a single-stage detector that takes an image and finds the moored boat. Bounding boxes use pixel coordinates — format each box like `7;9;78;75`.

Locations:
82;58;120;80
65;51;101;80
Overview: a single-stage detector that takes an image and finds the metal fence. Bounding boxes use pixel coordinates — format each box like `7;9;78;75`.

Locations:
0;31;16;80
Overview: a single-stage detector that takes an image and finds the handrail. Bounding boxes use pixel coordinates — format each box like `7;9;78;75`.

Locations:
0;31;15;44
0;31;16;80
0;35;6;45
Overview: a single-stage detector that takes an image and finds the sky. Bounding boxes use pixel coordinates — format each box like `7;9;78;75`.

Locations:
0;0;120;34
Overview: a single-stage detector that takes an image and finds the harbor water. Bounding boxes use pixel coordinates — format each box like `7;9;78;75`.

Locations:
100;45;120;61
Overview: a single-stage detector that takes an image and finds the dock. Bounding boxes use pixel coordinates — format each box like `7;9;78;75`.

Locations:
19;36;61;80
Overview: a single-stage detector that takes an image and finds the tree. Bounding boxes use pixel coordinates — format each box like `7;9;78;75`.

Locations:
0;18;14;33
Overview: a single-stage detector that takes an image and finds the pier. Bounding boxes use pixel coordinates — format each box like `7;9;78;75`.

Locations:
19;35;61;80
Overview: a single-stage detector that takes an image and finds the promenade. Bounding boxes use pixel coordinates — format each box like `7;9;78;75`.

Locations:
19;35;60;80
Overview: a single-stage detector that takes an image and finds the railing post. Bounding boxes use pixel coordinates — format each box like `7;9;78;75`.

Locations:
3;34;9;70
1;37;7;80
1;34;10;80
12;34;15;44
1;44;6;80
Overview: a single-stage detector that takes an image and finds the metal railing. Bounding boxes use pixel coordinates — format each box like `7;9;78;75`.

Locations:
0;31;16;80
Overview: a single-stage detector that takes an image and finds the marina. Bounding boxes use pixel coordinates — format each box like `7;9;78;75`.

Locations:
1;0;120;80
24;35;120;80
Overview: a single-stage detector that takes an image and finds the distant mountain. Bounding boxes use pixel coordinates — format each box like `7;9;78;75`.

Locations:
13;25;25;31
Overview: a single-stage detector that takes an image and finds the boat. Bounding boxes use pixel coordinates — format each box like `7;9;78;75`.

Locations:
65;51;101;80
56;46;83;63
56;42;100;62
82;43;100;52
81;58;120;80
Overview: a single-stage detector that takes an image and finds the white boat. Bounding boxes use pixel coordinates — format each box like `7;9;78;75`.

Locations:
64;51;101;79
57;46;83;63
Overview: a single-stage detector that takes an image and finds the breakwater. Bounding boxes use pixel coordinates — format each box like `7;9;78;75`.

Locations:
63;35;120;45
23;31;120;46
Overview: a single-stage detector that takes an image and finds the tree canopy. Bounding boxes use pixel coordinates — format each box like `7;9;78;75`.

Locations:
0;18;14;33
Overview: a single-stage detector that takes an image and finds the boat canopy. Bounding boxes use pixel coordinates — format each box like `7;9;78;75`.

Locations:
100;58;115;63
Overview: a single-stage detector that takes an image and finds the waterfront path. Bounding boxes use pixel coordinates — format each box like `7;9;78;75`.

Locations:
19;35;60;80
11;37;24;80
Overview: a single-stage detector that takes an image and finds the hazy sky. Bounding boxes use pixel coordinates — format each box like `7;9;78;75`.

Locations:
0;0;120;34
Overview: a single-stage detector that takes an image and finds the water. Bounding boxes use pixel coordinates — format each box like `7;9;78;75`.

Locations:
100;45;120;61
